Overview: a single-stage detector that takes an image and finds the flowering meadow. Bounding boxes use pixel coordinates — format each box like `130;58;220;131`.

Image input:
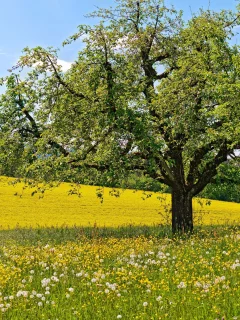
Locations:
0;177;239;319
0;176;240;229
0;227;239;319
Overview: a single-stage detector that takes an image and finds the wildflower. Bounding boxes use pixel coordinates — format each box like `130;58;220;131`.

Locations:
38;302;43;307
177;282;187;289
143;302;148;307
16;290;28;298
68;288;74;292
41;278;51;287
117;316;122;319
156;296;162;301
51;276;59;282
76;272;82;277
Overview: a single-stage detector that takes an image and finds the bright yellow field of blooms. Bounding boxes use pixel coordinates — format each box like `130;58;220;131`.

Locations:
0;176;239;229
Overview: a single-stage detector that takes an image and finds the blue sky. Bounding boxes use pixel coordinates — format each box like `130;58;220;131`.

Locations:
0;0;239;77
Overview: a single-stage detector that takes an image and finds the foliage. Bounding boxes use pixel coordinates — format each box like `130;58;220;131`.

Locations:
200;161;240;202
1;0;240;231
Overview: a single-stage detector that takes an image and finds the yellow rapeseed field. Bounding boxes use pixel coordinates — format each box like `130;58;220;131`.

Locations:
0;176;239;229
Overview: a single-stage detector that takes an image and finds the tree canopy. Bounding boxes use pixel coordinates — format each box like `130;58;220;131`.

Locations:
1;0;240;232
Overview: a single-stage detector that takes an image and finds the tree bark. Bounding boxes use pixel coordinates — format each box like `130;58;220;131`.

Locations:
171;188;193;234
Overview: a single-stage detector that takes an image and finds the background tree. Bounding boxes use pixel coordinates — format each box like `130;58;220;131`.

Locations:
1;0;240;233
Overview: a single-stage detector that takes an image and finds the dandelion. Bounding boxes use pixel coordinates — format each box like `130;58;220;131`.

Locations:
177;282;187;289
41;278;51;287
143;302;148;307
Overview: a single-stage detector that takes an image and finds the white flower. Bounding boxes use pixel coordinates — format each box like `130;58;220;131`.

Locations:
105;289;110;294
16;290;28;298
230;262;240;270
38;302;43;307
66;294;70;298
41;278;51;287
117;315;122;319
177;282;187;289
68;288;74;292
143;302;148;307
51;276;59;282
76;272;82;277
156;296;162;301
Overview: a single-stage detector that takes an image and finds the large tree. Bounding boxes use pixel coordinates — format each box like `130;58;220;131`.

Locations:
1;0;240;232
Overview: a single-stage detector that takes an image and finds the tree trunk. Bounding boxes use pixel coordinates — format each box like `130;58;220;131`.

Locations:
171;188;193;234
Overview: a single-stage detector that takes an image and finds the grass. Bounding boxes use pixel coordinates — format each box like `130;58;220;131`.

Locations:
0;225;239;319
0;177;239;319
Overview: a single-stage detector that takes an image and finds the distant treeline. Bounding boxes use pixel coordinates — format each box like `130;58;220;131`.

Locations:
119;161;240;203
